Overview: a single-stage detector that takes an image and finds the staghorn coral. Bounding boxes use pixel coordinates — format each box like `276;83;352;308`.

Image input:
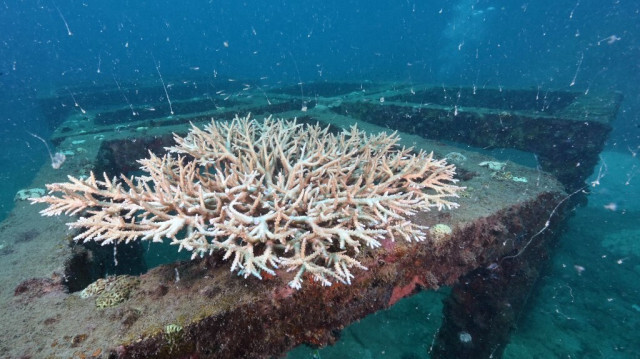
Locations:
32;114;463;288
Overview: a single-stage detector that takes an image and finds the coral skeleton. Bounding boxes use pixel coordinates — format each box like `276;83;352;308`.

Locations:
32;115;463;288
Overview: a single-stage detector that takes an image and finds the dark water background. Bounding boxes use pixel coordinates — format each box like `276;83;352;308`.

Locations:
1;1;638;217
1;1;639;357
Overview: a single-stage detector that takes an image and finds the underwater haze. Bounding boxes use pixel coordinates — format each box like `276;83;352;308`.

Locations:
1;0;639;358
1;1;638;217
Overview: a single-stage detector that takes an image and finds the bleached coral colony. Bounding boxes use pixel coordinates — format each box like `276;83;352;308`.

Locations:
32;115;463;289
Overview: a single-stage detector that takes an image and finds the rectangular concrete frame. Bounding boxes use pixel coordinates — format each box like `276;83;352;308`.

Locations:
0;81;619;358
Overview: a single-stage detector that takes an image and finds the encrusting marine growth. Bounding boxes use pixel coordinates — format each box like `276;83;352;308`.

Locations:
32;114;463;288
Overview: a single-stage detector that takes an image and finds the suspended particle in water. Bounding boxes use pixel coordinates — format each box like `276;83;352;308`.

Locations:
459;331;472;344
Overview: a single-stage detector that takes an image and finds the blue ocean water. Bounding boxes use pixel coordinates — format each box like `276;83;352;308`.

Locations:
1;1;638;217
0;0;638;357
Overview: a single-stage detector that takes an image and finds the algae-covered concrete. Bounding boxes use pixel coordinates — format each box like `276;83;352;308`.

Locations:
0;80;615;358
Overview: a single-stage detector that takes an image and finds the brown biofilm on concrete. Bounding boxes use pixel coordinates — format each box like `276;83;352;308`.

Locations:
1;81;617;358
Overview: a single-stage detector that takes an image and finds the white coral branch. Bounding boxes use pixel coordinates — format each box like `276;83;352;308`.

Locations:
31;114;464;288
